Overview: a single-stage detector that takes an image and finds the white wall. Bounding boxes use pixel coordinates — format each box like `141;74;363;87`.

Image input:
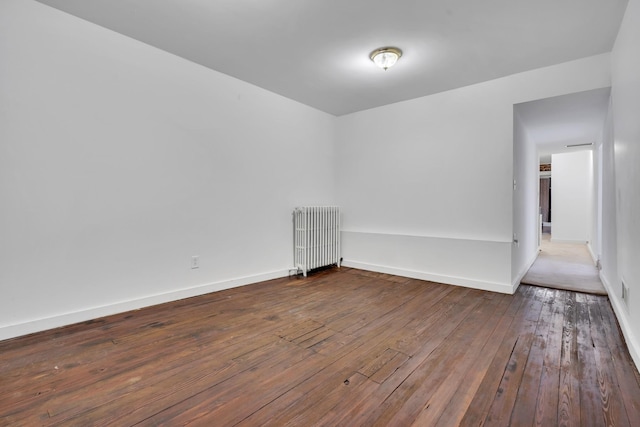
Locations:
591;138;604;265
608;0;640;369
336;54;611;294
551;151;593;243
511;110;540;286
1;0;633;351
0;0;336;339
587;148;596;258
599;99;620;313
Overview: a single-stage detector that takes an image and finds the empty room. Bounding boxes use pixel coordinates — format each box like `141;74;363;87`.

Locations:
1;0;639;425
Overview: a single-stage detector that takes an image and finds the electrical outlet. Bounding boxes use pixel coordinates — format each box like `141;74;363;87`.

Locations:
191;255;199;269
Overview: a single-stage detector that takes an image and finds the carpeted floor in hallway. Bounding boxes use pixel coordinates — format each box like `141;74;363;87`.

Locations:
521;233;607;295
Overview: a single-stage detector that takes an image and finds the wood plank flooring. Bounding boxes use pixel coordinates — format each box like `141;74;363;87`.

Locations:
1;268;639;426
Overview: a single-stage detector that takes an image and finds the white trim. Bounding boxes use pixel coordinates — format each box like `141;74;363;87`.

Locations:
600;273;640;371
342;260;514;294
341;229;512;244
550;238;589;244
586;243;598;265
0;269;289;342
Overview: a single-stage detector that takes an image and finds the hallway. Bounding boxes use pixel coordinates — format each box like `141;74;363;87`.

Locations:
521;233;606;295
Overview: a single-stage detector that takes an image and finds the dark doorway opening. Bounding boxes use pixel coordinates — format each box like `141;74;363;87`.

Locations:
540;177;551;233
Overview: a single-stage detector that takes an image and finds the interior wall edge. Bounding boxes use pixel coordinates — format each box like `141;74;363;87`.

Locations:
342;260;514;295
0;269;289;342
511;249;539;292
600;272;640;371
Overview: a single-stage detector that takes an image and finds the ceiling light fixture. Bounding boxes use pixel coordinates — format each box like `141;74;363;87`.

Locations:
565;142;594;148
370;47;402;70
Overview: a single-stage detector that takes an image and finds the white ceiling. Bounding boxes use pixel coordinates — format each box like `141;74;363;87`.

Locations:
515;88;611;164
36;0;627;116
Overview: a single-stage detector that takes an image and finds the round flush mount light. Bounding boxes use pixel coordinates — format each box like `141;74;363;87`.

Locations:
370;47;402;70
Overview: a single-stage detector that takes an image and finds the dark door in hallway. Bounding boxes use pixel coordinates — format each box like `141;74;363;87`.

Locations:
540;177;551;223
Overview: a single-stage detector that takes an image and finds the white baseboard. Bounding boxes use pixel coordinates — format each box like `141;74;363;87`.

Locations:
600;273;640;371
587;243;598;265
342;260;514;294
0;269;289;342
550;238;588;244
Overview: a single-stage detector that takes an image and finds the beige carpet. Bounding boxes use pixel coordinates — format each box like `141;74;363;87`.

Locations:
521;234;607;295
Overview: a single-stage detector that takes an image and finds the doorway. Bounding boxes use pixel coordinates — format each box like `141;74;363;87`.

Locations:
539;176;551;233
513;88;611;295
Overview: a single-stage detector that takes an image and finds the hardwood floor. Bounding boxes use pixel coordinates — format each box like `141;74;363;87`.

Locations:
1;268;639;426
